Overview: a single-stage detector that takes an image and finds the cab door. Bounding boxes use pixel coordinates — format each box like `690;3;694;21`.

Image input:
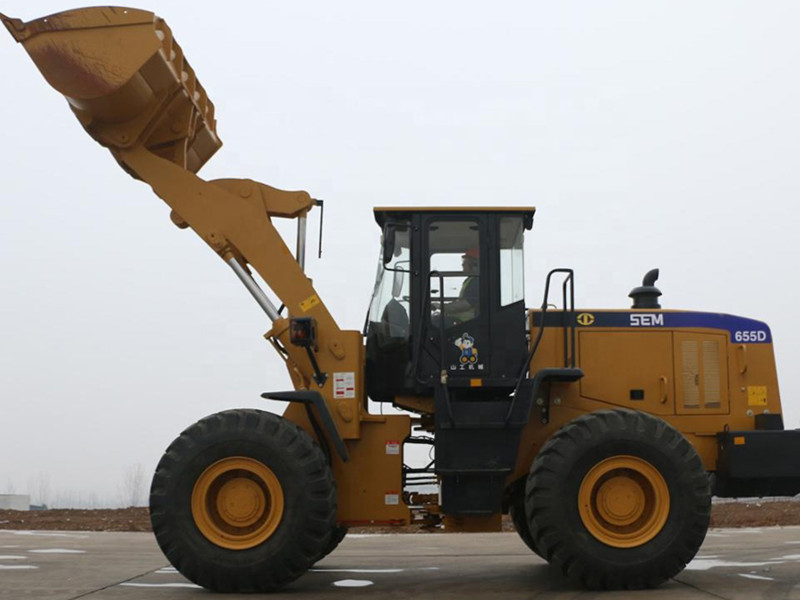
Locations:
417;216;490;384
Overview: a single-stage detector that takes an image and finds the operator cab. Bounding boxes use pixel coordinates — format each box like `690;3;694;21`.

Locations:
366;208;535;403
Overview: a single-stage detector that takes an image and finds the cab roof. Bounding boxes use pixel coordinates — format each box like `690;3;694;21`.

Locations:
373;206;536;228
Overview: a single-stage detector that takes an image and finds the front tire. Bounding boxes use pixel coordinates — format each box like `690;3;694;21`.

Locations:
525;410;710;590
313;524;348;564
508;482;543;558
150;409;336;592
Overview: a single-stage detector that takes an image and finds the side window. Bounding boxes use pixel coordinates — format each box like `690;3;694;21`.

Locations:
499;217;524;307
428;220;480;322
367;225;411;339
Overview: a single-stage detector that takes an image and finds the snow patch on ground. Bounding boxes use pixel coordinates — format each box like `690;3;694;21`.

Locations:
121;583;202;589
333;579;374;588
313;568;404;574
686;558;781;571
312;567;440;574
5;531;87;539
729;528;766;534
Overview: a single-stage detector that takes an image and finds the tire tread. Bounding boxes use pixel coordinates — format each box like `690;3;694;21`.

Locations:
150;409;336;593
525;409;710;590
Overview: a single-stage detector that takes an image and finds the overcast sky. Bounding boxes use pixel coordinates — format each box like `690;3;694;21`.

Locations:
1;1;799;506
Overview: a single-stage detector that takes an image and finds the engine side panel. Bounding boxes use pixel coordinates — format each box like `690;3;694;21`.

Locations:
510;309;782;483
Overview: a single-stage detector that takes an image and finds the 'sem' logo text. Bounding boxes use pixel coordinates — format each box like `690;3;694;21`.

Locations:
630;313;664;326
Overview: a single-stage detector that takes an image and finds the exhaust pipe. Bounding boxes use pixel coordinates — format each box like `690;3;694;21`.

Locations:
629;268;662;309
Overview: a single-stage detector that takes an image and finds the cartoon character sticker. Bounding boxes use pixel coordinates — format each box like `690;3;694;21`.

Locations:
454;332;479;364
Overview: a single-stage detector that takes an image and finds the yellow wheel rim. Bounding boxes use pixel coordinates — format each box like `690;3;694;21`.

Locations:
191;456;284;550
578;455;669;548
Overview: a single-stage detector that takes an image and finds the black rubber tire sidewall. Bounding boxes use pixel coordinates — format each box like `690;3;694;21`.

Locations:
508;483;543;558
526;410;710;589
313;524;348;564
150;409;336;592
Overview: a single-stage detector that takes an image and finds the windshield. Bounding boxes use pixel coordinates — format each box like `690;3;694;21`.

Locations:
366;224;411;340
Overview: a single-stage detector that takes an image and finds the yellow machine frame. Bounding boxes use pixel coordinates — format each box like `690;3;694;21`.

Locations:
4;5;792;593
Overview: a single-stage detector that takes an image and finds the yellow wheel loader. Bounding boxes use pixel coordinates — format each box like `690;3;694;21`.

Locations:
4;6;799;593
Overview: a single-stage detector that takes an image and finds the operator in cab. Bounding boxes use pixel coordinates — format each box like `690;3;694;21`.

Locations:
433;247;479;324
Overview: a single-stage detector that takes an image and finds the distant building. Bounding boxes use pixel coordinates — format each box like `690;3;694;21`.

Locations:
0;495;30;511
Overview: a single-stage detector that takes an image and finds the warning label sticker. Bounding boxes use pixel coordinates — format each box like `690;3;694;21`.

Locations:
385;492;400;505
385;440;400;455
299;294;321;312
333;372;356;399
747;385;768;406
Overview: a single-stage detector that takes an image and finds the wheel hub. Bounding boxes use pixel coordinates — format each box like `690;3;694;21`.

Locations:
191;456;284;550
216;477;267;527
595;475;645;525
578;455;670;548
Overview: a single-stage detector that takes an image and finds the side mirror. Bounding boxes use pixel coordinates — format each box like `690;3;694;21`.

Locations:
382;226;396;265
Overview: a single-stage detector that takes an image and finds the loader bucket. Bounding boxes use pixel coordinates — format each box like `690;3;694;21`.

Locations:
2;7;221;173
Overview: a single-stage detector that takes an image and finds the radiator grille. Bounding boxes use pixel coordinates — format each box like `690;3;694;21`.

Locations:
678;336;724;410
703;340;721;408
681;341;700;407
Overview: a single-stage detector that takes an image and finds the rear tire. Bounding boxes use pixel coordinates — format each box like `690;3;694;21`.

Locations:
150;409;336;592
525;409;710;589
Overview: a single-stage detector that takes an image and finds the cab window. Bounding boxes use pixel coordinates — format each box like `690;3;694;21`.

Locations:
428;220;480;322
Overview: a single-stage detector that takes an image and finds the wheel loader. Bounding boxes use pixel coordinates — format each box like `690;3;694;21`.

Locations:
4;6;800;593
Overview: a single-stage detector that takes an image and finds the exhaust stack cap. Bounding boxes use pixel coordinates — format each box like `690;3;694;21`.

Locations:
629;268;662;309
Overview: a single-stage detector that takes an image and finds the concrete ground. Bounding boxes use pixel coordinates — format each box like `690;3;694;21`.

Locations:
2;527;800;599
